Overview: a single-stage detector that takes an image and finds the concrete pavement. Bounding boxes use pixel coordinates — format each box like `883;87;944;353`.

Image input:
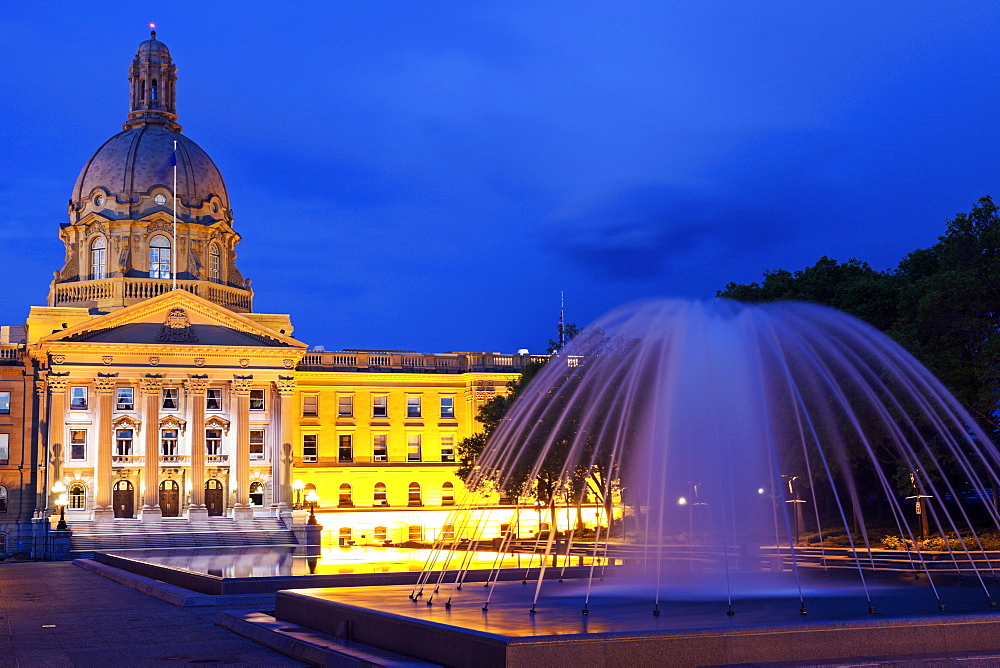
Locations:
0;561;305;667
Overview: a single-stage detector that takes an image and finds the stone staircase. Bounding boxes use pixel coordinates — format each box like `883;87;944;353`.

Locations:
67;516;296;557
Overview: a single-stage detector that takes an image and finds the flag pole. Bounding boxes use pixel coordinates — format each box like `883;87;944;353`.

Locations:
558;291;565;349
172;140;177;290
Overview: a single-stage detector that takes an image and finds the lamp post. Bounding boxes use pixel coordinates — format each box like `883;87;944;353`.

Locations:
782;475;807;546
292;479;305;510
305;489;319;525
52;481;69;531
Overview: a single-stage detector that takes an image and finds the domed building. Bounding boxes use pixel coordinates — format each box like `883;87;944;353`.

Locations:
50;30;251;313
0;32;567;560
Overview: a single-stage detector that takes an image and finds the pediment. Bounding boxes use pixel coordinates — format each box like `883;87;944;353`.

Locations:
38;289;307;349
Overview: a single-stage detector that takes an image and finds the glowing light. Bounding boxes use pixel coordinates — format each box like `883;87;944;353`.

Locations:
149;22;156;29
677;496;687;506
758;488;765;495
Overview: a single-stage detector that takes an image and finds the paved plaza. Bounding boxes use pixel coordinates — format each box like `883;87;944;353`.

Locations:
0;561;304;667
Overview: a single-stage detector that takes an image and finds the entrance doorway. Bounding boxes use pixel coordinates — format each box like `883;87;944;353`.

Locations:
159;480;179;517
205;479;224;517
113;480;134;518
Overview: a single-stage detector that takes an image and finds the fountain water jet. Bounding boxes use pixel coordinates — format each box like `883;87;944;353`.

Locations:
418;298;1000;616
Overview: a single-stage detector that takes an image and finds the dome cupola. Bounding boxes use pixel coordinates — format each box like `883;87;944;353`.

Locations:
50;31;252;314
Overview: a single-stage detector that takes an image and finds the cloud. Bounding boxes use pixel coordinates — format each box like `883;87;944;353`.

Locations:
544;184;785;280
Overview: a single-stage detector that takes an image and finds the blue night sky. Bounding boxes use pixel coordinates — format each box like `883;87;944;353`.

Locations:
2;2;999;354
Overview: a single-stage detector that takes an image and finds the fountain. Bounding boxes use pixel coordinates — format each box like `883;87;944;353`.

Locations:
269;299;1000;666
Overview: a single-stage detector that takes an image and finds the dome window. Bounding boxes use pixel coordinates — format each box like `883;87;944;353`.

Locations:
154;193;167;206
94;194;105;207
149;235;171;279
90;237;107;280
209;243;221;283
151;79;158;102
139;80;145;102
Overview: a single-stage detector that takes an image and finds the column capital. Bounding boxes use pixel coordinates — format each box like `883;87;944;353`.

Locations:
184;374;210;394
46;372;71;394
94;372;119;394
231;374;254;396
140;374;164;395
275;375;296;396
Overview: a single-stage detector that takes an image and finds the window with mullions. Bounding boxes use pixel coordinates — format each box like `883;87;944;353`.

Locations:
115;387;134;411
302;394;318;417
206;389;222;411
440;435;455;462
70;387;88;410
249;481;265;506
442;482;455;506
206;429;222;455
373;434;388;462
209;243;221;283
440;396;455;418
0;486;6;513
338;434;353;463
407;434;421;462
160;429;178;457
250;430;265;460
115;429;133;456
90;236;106;280
161;388;178;411
372;395;387;418
302;434;318;462
406;396;421;418
373;482;388;506
0;392;9;415
68;483;86;510
70;430;86;460
149;235;171;279
0;434;8;465
338;395;353;417
408;482;422;507
249;389;265;411
338;483;353;507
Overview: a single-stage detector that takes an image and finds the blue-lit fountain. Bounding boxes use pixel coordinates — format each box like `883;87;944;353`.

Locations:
416;298;1000;616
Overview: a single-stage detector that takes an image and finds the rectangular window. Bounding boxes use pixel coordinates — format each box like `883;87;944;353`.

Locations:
302;434;318;462
249;389;265;411
161;429;178;456
338;434;353;462
0;391;10;414
372;395;387;418
0;433;8;465
407;434;422;462
373;434;388;462
70;430;87;460
206;389;222;411
407;395;421;418
250;429;265;460
70;387;88;410
338;395;353;417
440;396;455;418
302;394;318;417
161;388;178;411
206;429;222;455
115;429;133;457
440;435;455;463
115;387;134;411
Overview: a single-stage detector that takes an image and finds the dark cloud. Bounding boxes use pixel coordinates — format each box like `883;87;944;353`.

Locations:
545;184;785;280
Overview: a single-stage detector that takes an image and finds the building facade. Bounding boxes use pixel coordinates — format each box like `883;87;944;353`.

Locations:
0;32;564;558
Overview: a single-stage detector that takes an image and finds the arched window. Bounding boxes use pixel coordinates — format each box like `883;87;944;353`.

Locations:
407;482;421;507
149;235;171;279
209;243;221;282
90;237;106;280
441;481;455;506
139;80;145;102
151;78;158;101
0;486;6;513
408;525;422;541
338;483;353;507
374;526;387;542
69;483;86;510
441;524;455;541
249;481;265;506
373;482;387;507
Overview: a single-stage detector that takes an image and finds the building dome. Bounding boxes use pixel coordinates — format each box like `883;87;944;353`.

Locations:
70;125;229;218
137;33;170;55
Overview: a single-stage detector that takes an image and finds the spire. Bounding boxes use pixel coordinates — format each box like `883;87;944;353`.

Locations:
124;29;181;132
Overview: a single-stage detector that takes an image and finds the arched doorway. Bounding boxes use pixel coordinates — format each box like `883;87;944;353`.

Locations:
205;479;224;516
159;480;179;517
113;480;134;518
249;481;265;507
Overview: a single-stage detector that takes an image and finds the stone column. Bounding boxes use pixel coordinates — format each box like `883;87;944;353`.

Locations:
185;374;209;520
34;378;49;519
92;372;119;524
140;374;163;521
230;374;254;520
44;373;70;517
274;376;296;519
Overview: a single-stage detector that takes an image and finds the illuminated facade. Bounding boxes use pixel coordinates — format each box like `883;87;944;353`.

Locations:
0;32;561;557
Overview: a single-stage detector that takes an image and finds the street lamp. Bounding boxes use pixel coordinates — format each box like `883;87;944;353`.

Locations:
292;479;305;509
52;481;68;531
305;489;319;525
